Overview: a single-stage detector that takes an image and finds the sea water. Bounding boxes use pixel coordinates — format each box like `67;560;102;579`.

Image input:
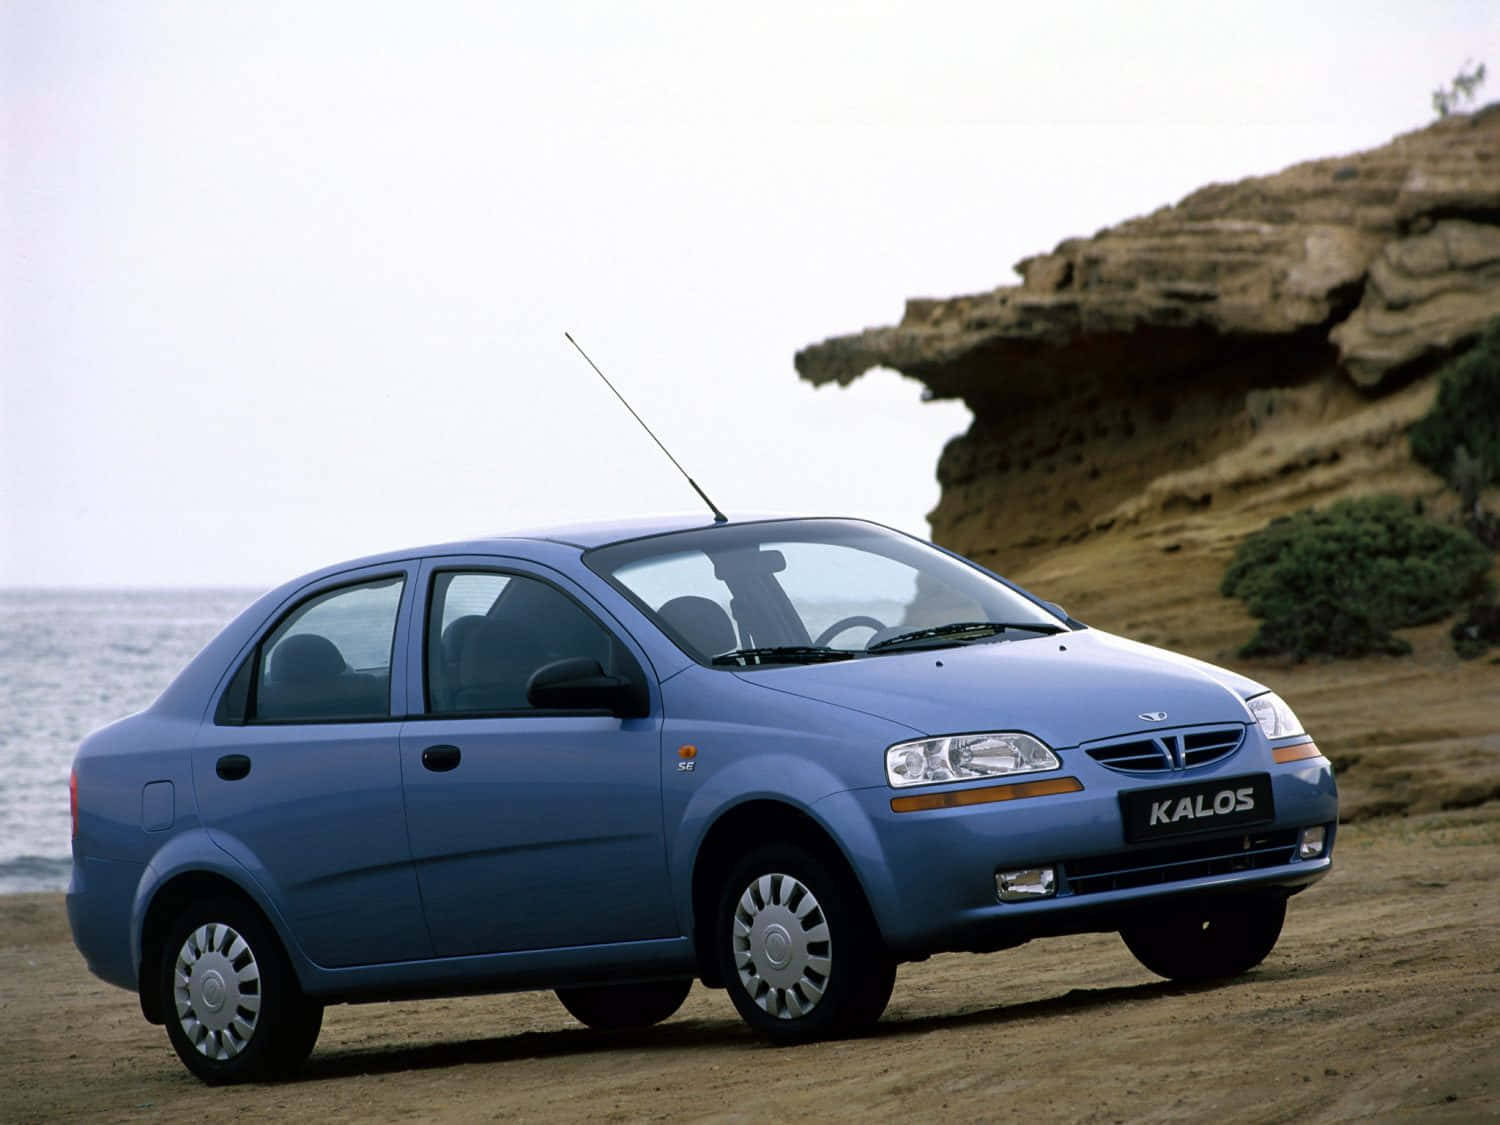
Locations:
0;588;258;893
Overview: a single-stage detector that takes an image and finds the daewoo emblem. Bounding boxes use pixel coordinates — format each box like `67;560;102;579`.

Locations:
1139;711;1168;722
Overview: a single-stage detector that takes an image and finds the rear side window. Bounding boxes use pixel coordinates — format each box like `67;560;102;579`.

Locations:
245;576;405;722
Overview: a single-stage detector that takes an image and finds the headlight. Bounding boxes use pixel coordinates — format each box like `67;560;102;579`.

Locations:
886;732;1059;788
1248;692;1304;740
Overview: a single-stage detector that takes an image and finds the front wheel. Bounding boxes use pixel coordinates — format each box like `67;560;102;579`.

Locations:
1121;894;1287;982
717;844;895;1044
159;897;323;1084
555;979;693;1030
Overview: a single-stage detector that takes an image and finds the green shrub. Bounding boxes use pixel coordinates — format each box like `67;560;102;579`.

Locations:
1221;496;1492;660
1409;318;1500;486
1452;599;1500;660
1451;444;1492;513
1432;59;1486;117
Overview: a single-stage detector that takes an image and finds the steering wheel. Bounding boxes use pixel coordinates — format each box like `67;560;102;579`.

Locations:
813;615;887;648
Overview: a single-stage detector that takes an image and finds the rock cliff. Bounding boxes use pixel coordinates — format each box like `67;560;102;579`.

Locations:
799;106;1500;566
797;107;1500;821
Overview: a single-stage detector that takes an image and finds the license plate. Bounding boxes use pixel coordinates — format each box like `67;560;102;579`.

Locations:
1119;773;1274;843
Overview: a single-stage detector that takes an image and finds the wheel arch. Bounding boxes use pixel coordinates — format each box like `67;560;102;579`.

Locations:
137;871;279;1025
689;798;881;987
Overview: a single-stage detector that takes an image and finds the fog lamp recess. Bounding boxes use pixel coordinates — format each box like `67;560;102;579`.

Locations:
1298;826;1326;859
996;867;1057;902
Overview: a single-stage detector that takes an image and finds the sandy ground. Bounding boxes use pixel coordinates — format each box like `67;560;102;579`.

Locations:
2;806;1497;1123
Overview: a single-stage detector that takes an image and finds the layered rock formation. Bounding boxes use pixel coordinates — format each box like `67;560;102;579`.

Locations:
797;108;1500;821
797;106;1500;570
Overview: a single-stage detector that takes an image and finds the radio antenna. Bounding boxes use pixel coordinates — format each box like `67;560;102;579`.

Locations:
565;332;728;524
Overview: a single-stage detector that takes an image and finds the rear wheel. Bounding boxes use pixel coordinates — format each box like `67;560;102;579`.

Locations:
717;844;895;1044
555;979;693;1030
159;897;322;1084
1121;894;1287;982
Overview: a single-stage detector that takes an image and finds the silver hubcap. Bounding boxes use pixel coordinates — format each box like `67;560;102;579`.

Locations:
173;922;262;1060
732;872;832;1019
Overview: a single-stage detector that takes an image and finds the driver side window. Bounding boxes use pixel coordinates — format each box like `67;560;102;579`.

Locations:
425;570;636;714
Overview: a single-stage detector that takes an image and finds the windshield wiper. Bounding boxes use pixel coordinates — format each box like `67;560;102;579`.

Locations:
711;646;858;667
866;620;1066;654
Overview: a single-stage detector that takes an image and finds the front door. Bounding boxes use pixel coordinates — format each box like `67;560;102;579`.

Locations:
399;561;676;957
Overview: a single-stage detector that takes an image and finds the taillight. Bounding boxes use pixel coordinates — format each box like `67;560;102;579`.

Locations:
70;768;78;839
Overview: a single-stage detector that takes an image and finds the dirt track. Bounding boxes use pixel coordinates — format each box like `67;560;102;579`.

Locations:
2;806;1497;1123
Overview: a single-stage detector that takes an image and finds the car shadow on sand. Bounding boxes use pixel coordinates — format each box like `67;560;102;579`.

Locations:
298;1017;755;1080
870;974;1250;1039
295;975;1247;1082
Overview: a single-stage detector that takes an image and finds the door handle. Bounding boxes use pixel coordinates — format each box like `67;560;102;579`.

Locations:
216;754;252;781
421;744;462;772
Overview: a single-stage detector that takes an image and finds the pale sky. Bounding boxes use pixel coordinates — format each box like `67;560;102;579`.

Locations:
3;1;1495;587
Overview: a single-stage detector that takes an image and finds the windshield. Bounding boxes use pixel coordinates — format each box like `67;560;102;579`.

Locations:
583;519;1068;666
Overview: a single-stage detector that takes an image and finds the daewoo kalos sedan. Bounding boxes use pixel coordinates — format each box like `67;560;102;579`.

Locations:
69;515;1336;1083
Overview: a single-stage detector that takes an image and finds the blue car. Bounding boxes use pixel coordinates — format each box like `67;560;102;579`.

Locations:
68;515;1336;1083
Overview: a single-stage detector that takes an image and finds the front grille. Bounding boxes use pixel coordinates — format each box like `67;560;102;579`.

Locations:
1181;728;1245;767
1084;725;1245;773
1062;829;1298;896
1086;738;1169;771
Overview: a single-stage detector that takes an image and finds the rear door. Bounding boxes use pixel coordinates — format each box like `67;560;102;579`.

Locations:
399;557;676;957
194;565;431;967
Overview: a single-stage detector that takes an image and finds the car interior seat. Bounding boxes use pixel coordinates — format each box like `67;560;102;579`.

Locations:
258;633;386;719
656;596;737;658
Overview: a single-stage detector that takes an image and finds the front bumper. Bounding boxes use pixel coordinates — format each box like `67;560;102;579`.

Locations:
828;753;1337;957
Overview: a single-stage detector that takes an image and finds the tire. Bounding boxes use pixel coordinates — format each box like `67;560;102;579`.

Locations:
555;979;693;1030
716;844;895;1045
1121;893;1287;983
159;896;323;1084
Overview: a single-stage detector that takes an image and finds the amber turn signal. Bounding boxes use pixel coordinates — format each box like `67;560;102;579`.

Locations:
891;775;1083;813
1272;741;1321;764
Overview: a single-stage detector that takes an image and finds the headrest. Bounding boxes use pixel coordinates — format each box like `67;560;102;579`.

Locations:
270;633;347;684
657;596;736;658
441;615;487;666
459;616;547;683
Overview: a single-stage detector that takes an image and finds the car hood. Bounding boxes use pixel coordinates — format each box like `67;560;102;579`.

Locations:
735;628;1266;748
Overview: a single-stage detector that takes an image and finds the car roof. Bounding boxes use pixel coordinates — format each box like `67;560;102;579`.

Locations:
495;512;757;548
323;511;838;573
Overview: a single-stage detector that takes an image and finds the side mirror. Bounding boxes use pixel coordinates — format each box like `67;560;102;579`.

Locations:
526;658;647;718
